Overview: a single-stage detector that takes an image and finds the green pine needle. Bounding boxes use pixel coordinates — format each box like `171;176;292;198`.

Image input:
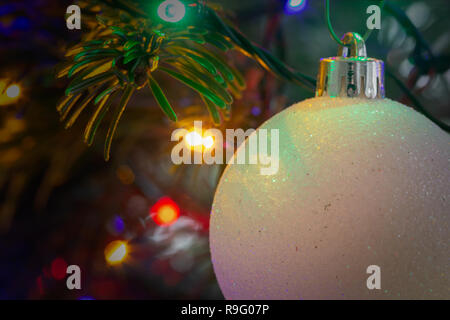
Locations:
148;74;177;122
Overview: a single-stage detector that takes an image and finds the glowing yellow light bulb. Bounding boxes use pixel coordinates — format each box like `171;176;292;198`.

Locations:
104;240;128;265
185;131;203;147
6;84;20;98
202;135;214;149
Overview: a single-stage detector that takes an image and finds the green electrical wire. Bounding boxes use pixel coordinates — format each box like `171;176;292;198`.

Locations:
326;0;385;46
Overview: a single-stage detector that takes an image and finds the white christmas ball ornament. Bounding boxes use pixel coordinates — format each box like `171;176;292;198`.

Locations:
210;33;450;300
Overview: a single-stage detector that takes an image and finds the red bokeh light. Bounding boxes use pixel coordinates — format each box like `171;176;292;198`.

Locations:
36;276;44;295
150;197;180;226
51;257;68;280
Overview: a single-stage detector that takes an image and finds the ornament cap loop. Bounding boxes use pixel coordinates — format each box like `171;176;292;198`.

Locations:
338;32;367;58
316;32;385;99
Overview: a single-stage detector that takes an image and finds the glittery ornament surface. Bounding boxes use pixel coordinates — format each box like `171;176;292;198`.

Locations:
210;97;450;300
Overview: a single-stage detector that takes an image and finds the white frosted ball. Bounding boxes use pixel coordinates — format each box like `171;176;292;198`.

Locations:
210;97;450;299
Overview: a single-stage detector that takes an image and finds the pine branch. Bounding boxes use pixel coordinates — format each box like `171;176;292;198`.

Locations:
57;0;245;160
207;8;316;92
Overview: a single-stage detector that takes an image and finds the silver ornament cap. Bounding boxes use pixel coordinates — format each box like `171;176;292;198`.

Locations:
316;32;385;99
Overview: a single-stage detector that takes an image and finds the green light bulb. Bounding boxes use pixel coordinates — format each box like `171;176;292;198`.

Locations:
158;0;186;23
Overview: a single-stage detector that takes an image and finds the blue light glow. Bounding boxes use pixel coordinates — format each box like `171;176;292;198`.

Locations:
114;215;125;233
285;0;307;14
